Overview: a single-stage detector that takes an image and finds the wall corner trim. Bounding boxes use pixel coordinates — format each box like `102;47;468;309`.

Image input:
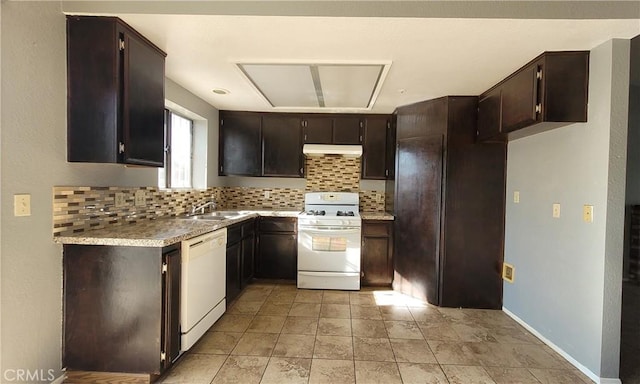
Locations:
502;307;619;384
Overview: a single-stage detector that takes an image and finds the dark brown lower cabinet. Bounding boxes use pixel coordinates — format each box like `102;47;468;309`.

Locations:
63;243;180;378
256;217;297;280
361;220;394;286
226;219;256;303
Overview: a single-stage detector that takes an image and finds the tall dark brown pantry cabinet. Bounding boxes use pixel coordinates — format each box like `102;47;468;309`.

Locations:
67;16;166;166
393;96;506;309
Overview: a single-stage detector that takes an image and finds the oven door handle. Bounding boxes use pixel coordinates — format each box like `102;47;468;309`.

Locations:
301;227;361;234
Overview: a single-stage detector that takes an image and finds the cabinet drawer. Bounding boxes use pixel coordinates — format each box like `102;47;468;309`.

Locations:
259;217;297;233
362;222;391;237
227;224;242;244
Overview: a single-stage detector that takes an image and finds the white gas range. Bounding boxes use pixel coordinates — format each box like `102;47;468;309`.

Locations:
297;192;362;291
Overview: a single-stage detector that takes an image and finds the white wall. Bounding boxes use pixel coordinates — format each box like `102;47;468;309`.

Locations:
503;39;630;381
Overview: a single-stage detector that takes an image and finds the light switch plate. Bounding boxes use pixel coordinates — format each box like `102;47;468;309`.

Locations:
513;191;520;203
14;194;31;217
583;205;594;223
134;190;146;207
552;203;561;218
115;192;127;208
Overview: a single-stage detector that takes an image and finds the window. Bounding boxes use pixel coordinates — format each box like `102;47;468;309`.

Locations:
160;109;193;188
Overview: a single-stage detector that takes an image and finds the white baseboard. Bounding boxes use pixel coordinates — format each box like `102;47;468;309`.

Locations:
50;372;66;384
502;307;621;384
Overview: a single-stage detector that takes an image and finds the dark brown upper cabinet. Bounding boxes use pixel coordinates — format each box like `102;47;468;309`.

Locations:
302;114;363;145
477;51;589;142
219;111;262;176
361;115;390;180
67;16;166;167
262;114;304;177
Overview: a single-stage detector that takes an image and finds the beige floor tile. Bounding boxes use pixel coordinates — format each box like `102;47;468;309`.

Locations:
322;291;351;304
470;310;517;328
258;302;293;316
451;323;497;342
227;300;263;315
354;360;402;384
438;308;476;324
389;338;437;363
384;320;424;339
273;334;316;358
190;331;243;355
231;332;278;356
397;362;449;384
246;315;286;333
309;359;355;384
469;342;523;367
295;290;324;303
281;316;319;335
353;337;395;362
318;318;352;336
441;365;497;384
380;305;414;321
351;305;382;320
484;367;541;384
320;303;351;318
211;355;269;384
528;368;592;384
160;354;226;384
351;319;388;338
237;288;272;302
511;344;566;369
489;326;542;344
272;283;298;291
267;290;297;304
427;340;482;365
409;306;446;323
418;321;461;341
289;302;321;317
211;314;254;332
313;335;354;359
260;357;311;384
349;292;377;305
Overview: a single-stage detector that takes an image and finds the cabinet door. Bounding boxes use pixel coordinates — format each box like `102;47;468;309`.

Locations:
226;243;241;303
163;249;181;368
303;116;333;144
262;115;304;177
219;113;262;176
256;234;297;279
241;234;255;288
362;116;388;180
362;221;393;286
122;31;165;166
477;88;502;141
501;63;540;133
333;116;362;144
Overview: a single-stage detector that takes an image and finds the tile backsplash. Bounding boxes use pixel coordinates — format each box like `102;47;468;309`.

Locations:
305;155;360;192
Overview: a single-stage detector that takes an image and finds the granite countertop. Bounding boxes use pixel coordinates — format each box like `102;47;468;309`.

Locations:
54;209;301;248
360;211;395;220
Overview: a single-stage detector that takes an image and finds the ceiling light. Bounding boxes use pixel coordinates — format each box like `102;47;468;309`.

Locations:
237;62;390;110
212;88;230;95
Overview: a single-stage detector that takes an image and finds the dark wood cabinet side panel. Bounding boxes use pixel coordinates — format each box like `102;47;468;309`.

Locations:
333;116;362;144
543;52;589;123
393;135;443;304
241;235;256;288
262;115;303;177
63;245;162;373
226;243;242;303
477;88;503;142
362;116;388;180
219;112;262;176
441;97;505;309
67;17;119;163
395;98;448;140
123;32;165;166
163;249;181;367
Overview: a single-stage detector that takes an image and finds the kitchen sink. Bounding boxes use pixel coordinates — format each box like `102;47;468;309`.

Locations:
179;211;247;221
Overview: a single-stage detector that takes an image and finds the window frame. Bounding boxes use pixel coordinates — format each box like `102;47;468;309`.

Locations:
162;108;194;189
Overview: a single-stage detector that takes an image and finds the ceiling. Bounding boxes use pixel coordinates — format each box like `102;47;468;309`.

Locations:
62;1;640;114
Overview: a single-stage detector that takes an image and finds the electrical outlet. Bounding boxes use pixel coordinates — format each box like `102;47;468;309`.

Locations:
583;205;594;223
502;263;515;283
14;194;31;217
134;190;146;207
264;190;271;199
552;203;561;218
513;191;520;203
115;192;127;208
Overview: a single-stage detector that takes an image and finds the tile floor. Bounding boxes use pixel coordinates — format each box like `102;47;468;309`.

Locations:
158;282;593;384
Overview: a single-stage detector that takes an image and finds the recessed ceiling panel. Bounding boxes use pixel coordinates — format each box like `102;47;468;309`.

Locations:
240;64;319;107
318;65;383;108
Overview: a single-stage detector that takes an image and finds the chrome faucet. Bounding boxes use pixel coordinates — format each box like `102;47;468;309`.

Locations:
191;200;216;215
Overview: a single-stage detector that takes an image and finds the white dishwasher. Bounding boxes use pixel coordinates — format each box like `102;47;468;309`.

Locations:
180;228;227;351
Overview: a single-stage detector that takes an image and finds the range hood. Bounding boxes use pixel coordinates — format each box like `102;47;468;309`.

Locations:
303;144;363;158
